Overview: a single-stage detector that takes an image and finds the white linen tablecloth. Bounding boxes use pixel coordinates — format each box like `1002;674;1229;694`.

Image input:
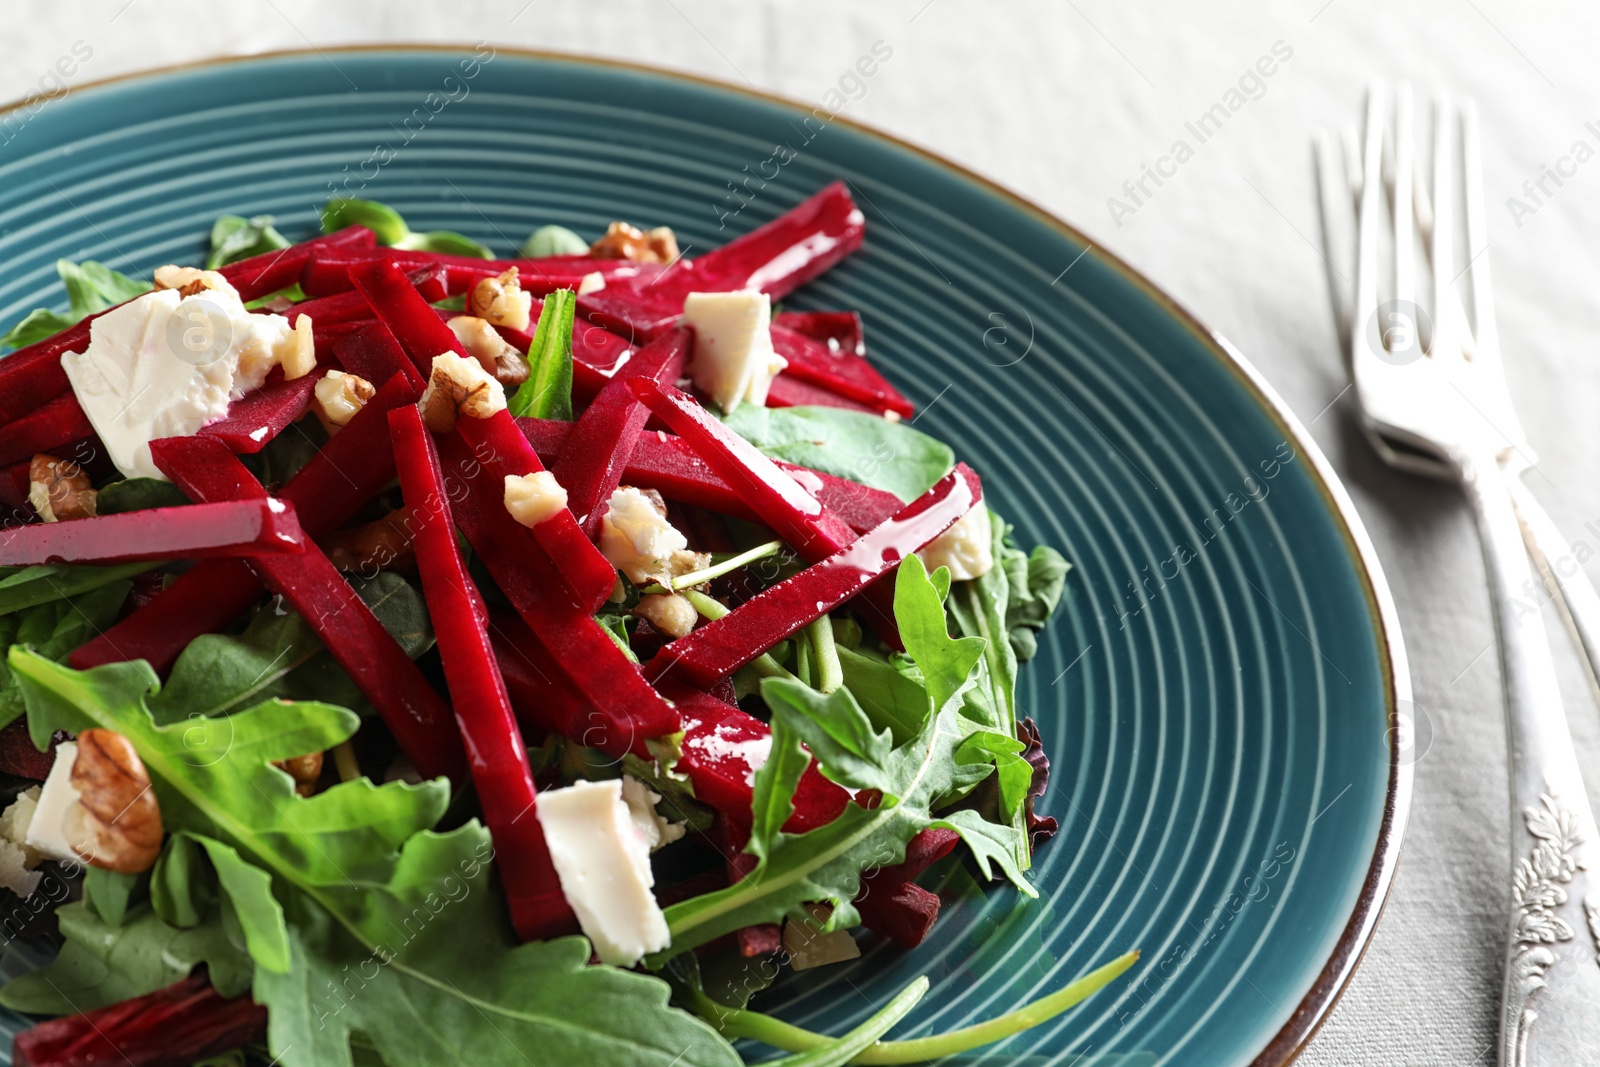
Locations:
6;2;1600;1062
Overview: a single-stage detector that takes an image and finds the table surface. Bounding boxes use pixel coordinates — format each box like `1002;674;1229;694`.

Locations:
7;1;1600;1062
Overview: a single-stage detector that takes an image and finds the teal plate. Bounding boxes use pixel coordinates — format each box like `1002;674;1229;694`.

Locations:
0;47;1409;1066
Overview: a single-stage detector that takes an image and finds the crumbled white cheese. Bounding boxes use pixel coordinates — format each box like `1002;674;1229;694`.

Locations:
535;779;670;966
25;742;81;865
0;787;43;897
61;286;309;480
600;487;688;584
917;504;995;581
620;775;686;852
577;271;607;296
504;471;568;527
681;290;787;413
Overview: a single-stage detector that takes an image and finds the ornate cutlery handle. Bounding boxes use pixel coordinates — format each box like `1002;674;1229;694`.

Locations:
1460;447;1600;1066
1509;475;1600;709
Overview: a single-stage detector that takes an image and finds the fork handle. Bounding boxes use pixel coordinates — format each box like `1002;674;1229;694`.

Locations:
1509;476;1600;710
1460;448;1600;1066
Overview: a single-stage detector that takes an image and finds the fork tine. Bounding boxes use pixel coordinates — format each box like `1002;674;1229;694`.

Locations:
1393;85;1415;331
1313;129;1354;362
1354;84;1385;367
1432;94;1455;358
1342;123;1363;212
1462;99;1499;358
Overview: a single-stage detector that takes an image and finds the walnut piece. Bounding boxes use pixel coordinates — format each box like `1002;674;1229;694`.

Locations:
468;268;533;331
276;315;316;380
65;729;163;874
312;370;375;435
28;454;97;522
418;352;506;434
152;265;235;298
322;507;416;574
588;222;679;264
635;592;698;638
447;315;530;387
273;752;324;797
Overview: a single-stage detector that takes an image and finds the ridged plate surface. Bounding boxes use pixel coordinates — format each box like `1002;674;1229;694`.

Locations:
0;48;1406;1066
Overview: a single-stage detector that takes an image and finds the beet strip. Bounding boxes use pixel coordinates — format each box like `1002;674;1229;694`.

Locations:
0;324;85;427
765;373;883;415
770;318;914;419
0;393;95;468
712;815;783;957
551;327;690;536
332;323;425;393
13;972;267;1067
646;465;981;688
436;432;678;756
70;374;417;673
348;259;469;374
287;263;448;327
853;828;960;949
300;248;658;298
519;417;902;534
196;371;321;453
455;412;617;614
390;405;575;940
152;435;465;785
218;224;375;301
0;498;303;565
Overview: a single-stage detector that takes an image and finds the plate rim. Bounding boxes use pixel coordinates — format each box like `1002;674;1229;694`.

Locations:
0;44;1413;1066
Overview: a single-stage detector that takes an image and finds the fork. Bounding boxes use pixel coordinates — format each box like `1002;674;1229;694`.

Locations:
1318;84;1600;1066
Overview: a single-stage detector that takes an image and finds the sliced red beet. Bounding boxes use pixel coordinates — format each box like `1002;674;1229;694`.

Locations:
152;435;465;785
0;394;95;469
219;224;375;301
331;323;425;393
301;247;658;298
287;263;448;327
71;374;418;674
0;719;56;781
0;498;303;565
196;371;321;453
13;972;266;1067
390;405;574;940
550;327;690;537
348;260;469;375
455;412;618;614
770;318;914;419
854;827;960;947
713;816;783;957
436;433;678;756
646;465;981;688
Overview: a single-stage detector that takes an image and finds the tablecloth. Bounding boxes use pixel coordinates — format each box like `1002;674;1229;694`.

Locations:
6;2;1600;1062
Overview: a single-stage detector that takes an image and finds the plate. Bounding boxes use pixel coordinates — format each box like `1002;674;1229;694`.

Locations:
0;47;1409;1066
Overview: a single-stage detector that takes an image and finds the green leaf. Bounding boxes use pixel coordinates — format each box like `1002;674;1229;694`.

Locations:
208;214;291;269
933;808;1032;889
955;729;1031;818
657;557;1032;959
0;562;152;624
395;230;493;259
9;653;740;1067
0;901;251;1014
521;224;589;258
746;711;809;855
0;307;76;349
1005;542;1069;662
322;198;410;245
0;580;130;730
834;647;926;744
95;477;192;515
83;867;142;929
721;406;954;503
151;572;432;724
57;259;150;319
508;289;575;420
191;833;291;973
152;833;215;929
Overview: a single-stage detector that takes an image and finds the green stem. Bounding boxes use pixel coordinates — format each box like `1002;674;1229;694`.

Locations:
692;951;1138;1064
757;977;928;1067
808;616;843;694
641;540;784;594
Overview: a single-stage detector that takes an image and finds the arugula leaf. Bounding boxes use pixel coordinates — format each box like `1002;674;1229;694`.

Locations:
82;866;142;928
509;289;575;419
834;647;926;744
208;214;291;269
322;198;491;258
0;901;251;1014
0;307;75;349
521;224;589;257
152;832;216;928
720;405;954;503
95;477;192;515
657;557;1032;959
58;259;150;318
0;580;130;729
150;572;432;725
1004;541;1069;662
9;653;741;1067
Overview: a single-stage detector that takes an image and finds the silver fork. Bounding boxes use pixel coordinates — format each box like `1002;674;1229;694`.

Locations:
1317;84;1600;1066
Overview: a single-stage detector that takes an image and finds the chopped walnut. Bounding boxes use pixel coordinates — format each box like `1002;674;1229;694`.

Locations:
447;315;530;387
276;315;316;380
66;729;163;874
152;265;236;298
322;507;416;574
469;268;533;331
273;752;324;797
668;549;712;585
28;454;97;522
418;352;506;433
588;222;679;264
312;370;375;435
635;592;698;639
